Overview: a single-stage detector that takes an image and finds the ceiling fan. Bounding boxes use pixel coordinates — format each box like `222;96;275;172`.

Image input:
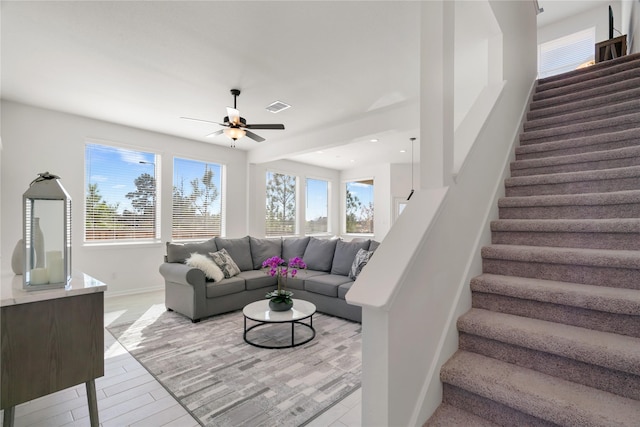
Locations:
181;89;285;147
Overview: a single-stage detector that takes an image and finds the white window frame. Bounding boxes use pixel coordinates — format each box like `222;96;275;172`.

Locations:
265;170;299;237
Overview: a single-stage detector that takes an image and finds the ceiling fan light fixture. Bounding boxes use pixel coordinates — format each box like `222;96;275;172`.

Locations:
224;127;246;141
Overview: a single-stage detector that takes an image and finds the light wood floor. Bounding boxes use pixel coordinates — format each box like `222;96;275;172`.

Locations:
1;290;361;427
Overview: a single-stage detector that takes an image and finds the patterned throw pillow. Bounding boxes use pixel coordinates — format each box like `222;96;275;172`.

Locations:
349;248;373;280
185;253;225;282
209;248;241;278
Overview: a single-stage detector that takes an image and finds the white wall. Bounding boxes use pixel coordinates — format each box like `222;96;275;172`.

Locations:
247;159;340;238
622;0;640;53
1;101;248;296
538;1;622;46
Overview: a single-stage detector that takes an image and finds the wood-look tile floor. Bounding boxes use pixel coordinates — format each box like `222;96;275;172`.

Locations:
1;290;362;426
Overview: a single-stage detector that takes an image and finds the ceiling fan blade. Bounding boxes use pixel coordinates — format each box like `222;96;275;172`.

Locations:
245;130;266;142
205;129;224;138
245;124;285;130
180;116;224;126
226;107;241;125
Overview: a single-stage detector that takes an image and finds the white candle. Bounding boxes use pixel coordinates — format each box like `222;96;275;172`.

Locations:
30;268;49;285
48;259;65;283
47;250;62;263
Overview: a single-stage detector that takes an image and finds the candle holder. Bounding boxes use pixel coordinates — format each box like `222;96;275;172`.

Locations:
23;172;72;290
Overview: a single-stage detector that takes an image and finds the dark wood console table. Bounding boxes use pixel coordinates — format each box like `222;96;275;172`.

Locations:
1;271;107;427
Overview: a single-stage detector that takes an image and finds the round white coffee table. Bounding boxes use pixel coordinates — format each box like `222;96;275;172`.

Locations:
242;299;316;349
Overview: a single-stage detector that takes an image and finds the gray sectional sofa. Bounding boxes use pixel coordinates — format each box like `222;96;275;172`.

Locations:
159;236;378;323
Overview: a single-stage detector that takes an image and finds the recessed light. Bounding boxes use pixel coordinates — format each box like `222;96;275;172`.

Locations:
370;138;379;142
316;150;324;154
350;159;355;163
400;149;407;153
265;100;291;113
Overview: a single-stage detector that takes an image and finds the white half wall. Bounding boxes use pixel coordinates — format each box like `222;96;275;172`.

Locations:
1;101;248;296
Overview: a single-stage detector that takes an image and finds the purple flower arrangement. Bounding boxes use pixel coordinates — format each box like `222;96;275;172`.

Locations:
262;256;307;303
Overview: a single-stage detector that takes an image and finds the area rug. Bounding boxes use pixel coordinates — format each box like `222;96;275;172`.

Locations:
107;305;362;427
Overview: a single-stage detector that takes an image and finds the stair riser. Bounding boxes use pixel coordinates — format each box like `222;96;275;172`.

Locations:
491;230;640;251
533;68;640;102
498;204;640;220
459;333;640;400
505;176;640;197
511;156;640;177
520;122;640;146
471;292;640;338
516;139;640;161
482;259;640;290
442;384;556;427
524;105;640;132
528;85;640;121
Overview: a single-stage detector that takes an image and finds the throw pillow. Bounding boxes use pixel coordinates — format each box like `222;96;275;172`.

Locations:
303;237;338;272
331;239;370;276
166;238;217;263
185;253;225;282
210;248;241;279
349;248;373;280
282;236;310;260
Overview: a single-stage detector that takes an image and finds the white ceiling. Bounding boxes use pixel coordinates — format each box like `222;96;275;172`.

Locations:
1;1;605;171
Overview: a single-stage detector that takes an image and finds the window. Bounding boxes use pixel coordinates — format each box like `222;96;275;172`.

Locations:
85;143;158;242
538;28;595;79
305;178;329;234
345;179;374;234
172;158;224;240
266;171;297;236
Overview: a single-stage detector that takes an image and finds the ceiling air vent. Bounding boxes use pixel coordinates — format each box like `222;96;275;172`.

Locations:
265;100;291;113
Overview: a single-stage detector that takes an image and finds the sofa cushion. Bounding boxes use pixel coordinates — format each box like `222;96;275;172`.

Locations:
238;270;278;291
331;239;370;276
305;274;353;297
349;248;374;280
215;236;253;271
206;276;245;298
210;248;241;279
249;237;282;270
303;237;338;272
185;253;224;282
338;282;355;300
166;238;217;263
285;270;326;291
282;237;310;260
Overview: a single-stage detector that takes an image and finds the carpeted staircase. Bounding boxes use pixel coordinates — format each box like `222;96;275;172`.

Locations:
426;53;640;426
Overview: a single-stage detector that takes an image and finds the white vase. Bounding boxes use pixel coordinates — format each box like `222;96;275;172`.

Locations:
11;239;24;274
33;217;45;268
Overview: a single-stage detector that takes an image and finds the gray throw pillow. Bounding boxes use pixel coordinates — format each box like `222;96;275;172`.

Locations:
250;237;282;269
215;236;253;271
303;237;338;272
209;248;241;279
166;238;217;263
331;239;371;276
369;240;381;252
282;236;310;260
349;248;374;280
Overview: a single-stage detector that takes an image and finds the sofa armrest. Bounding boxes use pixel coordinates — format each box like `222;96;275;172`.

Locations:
159;262;206;287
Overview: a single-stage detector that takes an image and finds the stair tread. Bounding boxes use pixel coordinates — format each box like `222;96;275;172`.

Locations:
458;308;640;374
520;111;640;143
481;244;640;268
512;145;640;170
537;52;640;87
505;165;640;187
524;98;640;131
498;189;640;207
441;351;640;426
530;79;640;120
515;128;640;157
471;273;640;315
491;218;640;233
426;403;500;427
533;67;640;103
